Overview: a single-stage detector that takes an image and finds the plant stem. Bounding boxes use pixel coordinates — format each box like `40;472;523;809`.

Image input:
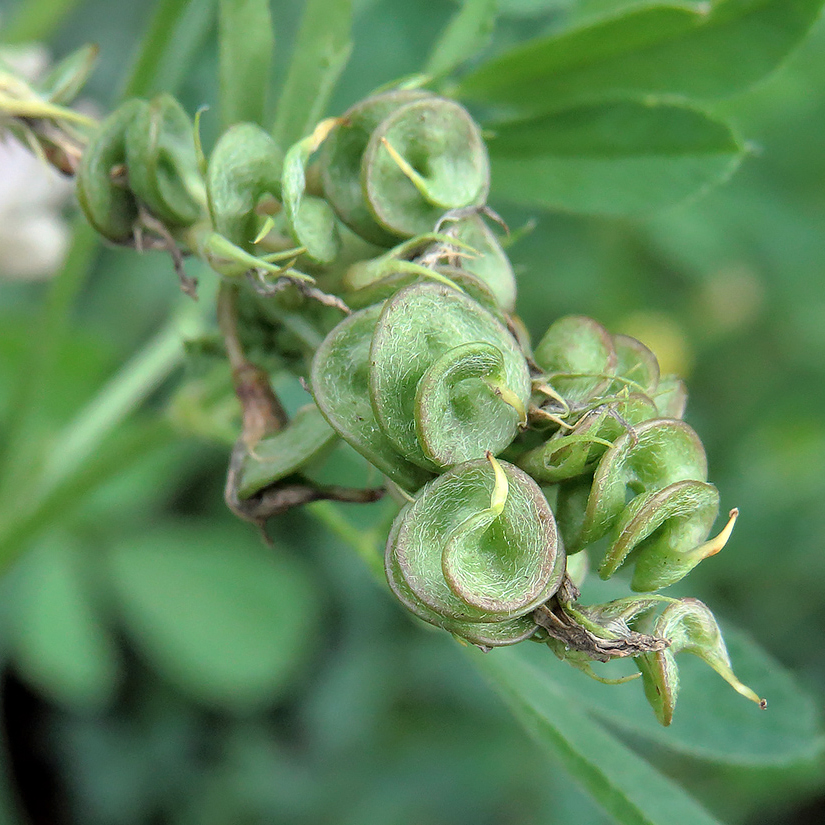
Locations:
40;310;197;492
308;500;385;581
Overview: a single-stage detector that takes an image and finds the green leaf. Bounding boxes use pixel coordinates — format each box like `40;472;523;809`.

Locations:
516;623;825;765
219;0;275;129
8;535;120;710
471;644;724;825
455;0;825;116
425;0;498;79
106;522;318;711
271;0;353;150
487;100;744;215
121;0;198;99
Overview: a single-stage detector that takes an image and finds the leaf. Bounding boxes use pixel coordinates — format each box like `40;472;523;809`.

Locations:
515;622;825;765
7;535;120;709
271;0;353;150
471;644;724;825
455;0;825;116
106;522;318;711
487;99;744;215
218;0;275;129
425;0;498;79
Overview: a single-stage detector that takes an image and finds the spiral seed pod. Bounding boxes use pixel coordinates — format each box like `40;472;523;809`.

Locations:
76;99;145;241
311;303;434;492
370;282;530;470
281;120;341;265
234;404;338;499
517;393;657;483
206;122;283;250
534;316;618;403
320;90;428;246
443;213;517;313
124;93;205;227
386;455;564;645
363;97;490;237
556;419;737;590
632;598;766;725
320;91;490;243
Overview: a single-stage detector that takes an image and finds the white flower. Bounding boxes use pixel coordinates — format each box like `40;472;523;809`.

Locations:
0;45;74;281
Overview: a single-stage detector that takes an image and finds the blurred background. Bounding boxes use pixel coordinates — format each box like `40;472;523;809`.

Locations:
0;0;823;823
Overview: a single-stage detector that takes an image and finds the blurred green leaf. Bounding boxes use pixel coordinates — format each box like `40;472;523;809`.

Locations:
425;0;497;79
1;0;87;43
219;0;275;129
514;627;824;766
8;535;120;709
271;0;352;149
471;644;723;825
487;99;743;214
106;522;318;710
121;0;197;99
455;0;825;116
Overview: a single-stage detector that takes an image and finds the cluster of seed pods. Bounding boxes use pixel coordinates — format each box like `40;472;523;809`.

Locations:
70;82;763;724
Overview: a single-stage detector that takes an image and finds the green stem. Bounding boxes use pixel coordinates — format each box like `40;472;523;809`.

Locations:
40;311;195;491
308;500;385;581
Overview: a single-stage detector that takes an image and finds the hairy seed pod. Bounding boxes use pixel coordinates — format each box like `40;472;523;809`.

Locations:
311;303;433;492
234;404;338;499
557;419;737;590
363;97;490;237
386;456;564;644
76;99;145;241
206;122;283;250
320;90;429;246
125;94;205;227
444;214;517;313
517;393;657;483
534;316;618;402
370;282;530;470
320;91;490;243
633;598;765;725
652;374;688;419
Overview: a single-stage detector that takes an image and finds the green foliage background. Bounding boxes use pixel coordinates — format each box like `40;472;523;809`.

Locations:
0;0;824;823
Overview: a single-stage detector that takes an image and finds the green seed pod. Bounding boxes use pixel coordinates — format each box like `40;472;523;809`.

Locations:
611;334;660;396
125;94;205;227
320;90;429;246
517;393;657;483
235;404;338;499
534;316;617;403
281;120;341;265
320;91;490;243
310;303;433;492
207;122;283;250
652;374;688;418
444;214;517;313
363;96;490;237
633;598;766;726
76;99;145;242
386;455;564;644
557;419;736;590
370;282;530;470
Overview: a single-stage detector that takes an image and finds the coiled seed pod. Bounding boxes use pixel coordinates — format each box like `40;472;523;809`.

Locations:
76;99;145;241
311;302;434;492
206;122;283;251
124;94;205;227
557;419;736;591
632;598;765;725
369;282;530;470
517;393;657;483
320;91;490;243
386;455;565;646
